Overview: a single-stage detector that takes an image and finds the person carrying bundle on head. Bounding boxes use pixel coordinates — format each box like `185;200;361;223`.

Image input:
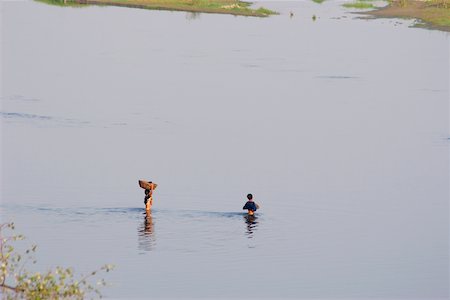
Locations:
139;180;158;211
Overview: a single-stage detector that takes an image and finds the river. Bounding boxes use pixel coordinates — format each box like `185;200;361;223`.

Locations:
1;0;448;298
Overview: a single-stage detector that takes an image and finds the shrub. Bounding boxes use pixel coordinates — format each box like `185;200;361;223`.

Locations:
0;222;114;299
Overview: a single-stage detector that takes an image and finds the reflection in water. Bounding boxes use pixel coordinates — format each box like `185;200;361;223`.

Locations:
138;210;156;252
186;12;201;20
243;214;258;239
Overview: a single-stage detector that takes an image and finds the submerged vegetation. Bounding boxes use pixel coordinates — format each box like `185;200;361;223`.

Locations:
0;222;114;299
36;0;277;17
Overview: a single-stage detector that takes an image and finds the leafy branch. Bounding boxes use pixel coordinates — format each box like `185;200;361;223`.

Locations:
0;222;114;299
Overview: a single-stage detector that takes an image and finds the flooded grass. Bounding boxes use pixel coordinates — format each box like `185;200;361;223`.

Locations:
36;0;277;16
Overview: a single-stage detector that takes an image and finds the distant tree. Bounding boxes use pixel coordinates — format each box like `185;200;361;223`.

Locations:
0;222;114;299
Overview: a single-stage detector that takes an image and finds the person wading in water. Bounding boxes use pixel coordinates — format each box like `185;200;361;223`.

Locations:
243;193;260;215
139;180;157;211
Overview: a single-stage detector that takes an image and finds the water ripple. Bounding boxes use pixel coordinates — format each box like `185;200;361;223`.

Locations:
2;95;40;102
1;111;52;120
316;75;359;79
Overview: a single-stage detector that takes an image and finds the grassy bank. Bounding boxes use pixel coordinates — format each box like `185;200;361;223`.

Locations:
364;0;450;30
343;1;375;9
36;0;277;17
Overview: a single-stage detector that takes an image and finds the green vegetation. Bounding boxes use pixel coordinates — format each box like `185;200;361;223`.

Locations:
311;0;326;4
423;8;450;25
421;0;450;25
0;222;114;299
35;0;85;6
428;0;449;9
35;0;277;17
343;1;374;9
255;7;276;15
388;0;449;8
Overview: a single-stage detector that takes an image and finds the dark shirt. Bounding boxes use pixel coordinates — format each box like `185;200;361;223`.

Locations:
243;201;257;211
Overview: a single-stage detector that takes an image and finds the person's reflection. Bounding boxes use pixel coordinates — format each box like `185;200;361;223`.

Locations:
244;214;259;238
186;12;201;20
138;210;156;252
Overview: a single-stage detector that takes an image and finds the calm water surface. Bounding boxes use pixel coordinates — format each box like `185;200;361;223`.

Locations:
1;0;449;298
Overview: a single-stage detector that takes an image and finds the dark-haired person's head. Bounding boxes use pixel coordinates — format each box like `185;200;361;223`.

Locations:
247;194;253;200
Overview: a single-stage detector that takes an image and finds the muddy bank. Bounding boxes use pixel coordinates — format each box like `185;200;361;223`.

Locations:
364;0;450;31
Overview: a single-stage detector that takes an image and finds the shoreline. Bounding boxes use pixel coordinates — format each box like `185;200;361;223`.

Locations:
363;0;450;32
38;0;277;17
